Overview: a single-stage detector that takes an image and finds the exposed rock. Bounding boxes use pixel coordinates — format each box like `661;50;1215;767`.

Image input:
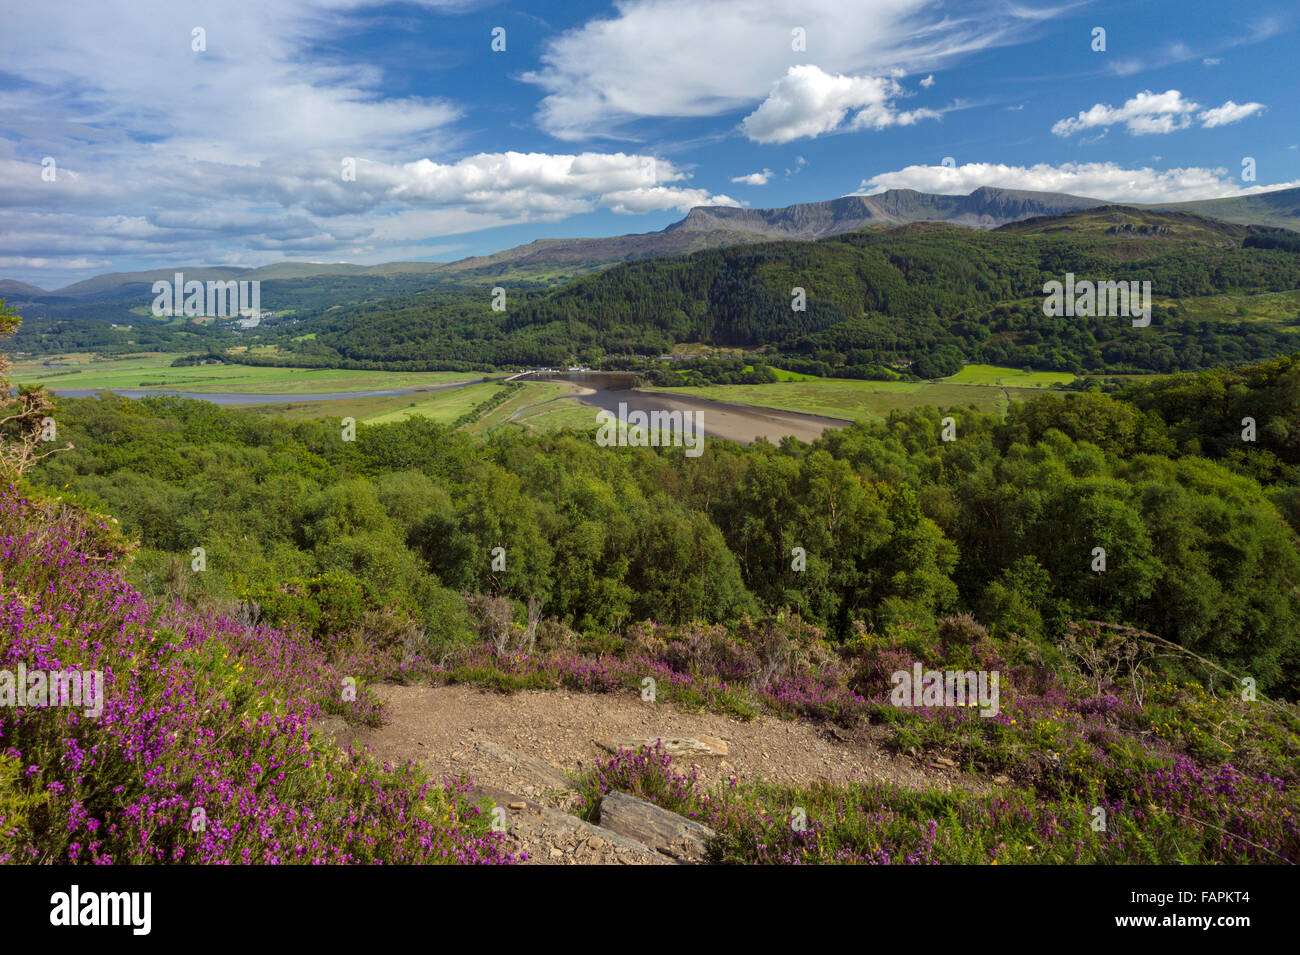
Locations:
595;735;729;757
475;740;574;792
598;791;716;863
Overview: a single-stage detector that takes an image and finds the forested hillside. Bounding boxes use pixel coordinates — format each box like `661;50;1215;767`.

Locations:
232;208;1300;378
13;207;1300;381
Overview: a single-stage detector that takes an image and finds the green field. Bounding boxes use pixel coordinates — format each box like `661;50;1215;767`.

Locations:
642;371;1061;421
509;398;605;434
465;380;572;435
241;381;504;424
24;354;1072;433
943;364;1076;387
13;353;483;395
362;381;504;424
768;366;826;382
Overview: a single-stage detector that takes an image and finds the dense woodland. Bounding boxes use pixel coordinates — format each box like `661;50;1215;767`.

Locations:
241;220;1300;377
32;352;1300;697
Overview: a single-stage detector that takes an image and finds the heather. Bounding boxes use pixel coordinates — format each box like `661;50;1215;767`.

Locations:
443;610;1299;863
574;742;1299;864
0;489;518;864
438;612;1299;789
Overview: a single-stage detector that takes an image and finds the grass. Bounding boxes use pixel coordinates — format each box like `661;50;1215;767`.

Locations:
240;381;504;424
363;382;505;425
465;380;571;435
21;355;1068;433
12;353;483;395
510;397;606;433
943;364;1076;388
641;377;1054;422
1167;290;1300;329
768;366;826;382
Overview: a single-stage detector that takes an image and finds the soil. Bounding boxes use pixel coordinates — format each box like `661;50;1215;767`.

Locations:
316;682;995;865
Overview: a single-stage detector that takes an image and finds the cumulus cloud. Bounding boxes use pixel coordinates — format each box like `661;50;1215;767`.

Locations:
741;65;939;143
1199;100;1266;128
377;151;735;215
1053;90;1265;136
920;74;935;88
856;160;1300;204
1052;90;1200;136
731;169;773;185
522;0;1054;139
602;186;739;214
0;148;738;286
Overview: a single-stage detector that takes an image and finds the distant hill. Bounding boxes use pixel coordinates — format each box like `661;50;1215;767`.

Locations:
994;204;1264;246
1151;186;1300;229
0;279;48;299
280;207;1300;379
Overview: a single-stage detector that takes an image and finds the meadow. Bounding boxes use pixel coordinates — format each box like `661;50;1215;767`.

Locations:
1165;289;1300;328
10;352;483;395
642;369;1066;421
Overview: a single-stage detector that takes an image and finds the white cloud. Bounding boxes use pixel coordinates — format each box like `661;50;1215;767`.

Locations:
920;74;935;88
521;0;1055;139
731;169;774;185
1054;90;1266;136
376;151;733;215
602;186;739;214
1202;57;1222;66
741;65;938;143
1052;90;1201;136
0;149;739;285
1199;100;1266;128
856;161;1300;204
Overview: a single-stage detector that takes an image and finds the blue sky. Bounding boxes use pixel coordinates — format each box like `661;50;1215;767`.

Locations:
1;0;1296;289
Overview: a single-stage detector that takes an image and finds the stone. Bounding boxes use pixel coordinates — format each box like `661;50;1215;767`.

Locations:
595;735;729;757
598;791;716;863
475;740;574;791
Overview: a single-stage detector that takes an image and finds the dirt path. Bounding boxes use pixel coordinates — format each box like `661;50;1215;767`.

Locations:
318;683;993;865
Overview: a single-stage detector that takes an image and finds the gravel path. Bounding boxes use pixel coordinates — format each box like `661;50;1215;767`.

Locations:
318;682;993;864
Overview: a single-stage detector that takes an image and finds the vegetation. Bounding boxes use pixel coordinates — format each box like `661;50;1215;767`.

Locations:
4;279;1299;864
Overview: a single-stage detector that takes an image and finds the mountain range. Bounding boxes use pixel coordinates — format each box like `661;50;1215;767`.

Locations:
5;185;1300;300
